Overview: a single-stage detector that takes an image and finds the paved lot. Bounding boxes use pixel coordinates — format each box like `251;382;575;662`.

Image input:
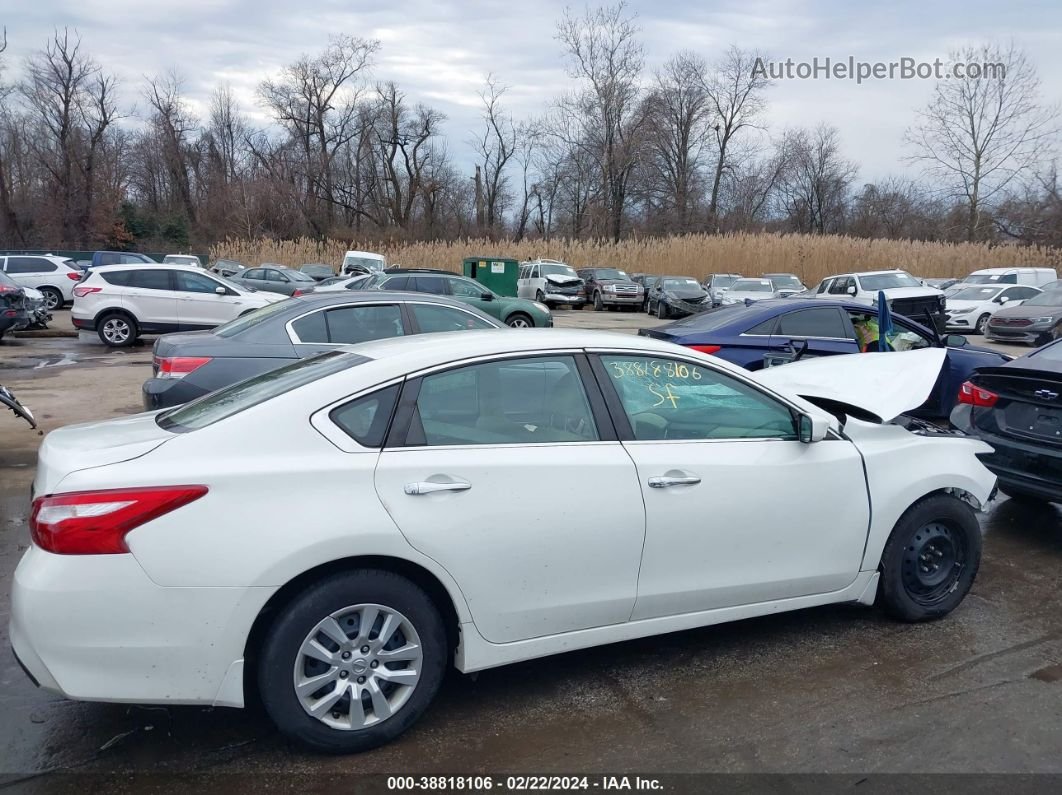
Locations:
0;309;1058;784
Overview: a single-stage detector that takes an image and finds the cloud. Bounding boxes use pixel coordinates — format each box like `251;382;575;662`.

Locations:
2;0;1059;180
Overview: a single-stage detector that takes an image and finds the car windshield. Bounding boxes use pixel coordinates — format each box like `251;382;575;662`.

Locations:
591;268;629;280
663;278;701;290
213;300;293;338
157;351;370;432
712;275;739;288
767;275;802;289
950;286;1003;301
858;272;921;290
963;274;1006;284
732;279;774;292
1021;292;1062;307
346;256;384;272
541;264;578;278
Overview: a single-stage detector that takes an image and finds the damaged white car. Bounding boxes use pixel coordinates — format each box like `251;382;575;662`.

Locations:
11;332;995;754
517;258;586;307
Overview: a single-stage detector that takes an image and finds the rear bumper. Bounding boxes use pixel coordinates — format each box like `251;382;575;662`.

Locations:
71;315;94;331
951;405;1062;501
142;377;208;410
10;545;271;706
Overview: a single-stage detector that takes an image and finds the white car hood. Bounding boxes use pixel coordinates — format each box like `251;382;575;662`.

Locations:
879;286;943;299
544;274;581;286
751;348;947;423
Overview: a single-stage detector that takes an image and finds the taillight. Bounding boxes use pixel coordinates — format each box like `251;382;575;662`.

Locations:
73;285;101;298
30;486;208;554
66;271;82;281
688;344;721;355
958;381;998;408
157;356;212;379
291;289;306;297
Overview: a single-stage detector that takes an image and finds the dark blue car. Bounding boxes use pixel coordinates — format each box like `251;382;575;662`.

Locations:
639;299;1012;418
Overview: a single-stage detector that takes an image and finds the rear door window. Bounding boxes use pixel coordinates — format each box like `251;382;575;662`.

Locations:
7;257;56;274
330;384;401;448
412;276;450;295
129;269;172;290
776;308;847;338
326;304;404;344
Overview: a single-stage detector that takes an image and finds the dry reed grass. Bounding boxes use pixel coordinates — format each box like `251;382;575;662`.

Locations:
213;233;1062;284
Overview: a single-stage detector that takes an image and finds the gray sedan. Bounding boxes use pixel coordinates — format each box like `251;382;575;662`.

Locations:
142;291;504;409
232;264;318;296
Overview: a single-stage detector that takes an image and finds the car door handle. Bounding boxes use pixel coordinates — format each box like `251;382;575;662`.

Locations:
647;475;701;488
404;480;472;495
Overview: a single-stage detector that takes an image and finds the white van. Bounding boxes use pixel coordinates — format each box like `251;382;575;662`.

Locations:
962;267;1057;287
341;250;386;276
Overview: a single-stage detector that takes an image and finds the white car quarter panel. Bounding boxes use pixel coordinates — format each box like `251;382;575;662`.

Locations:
11;546;270;704
843;419;996;572
374;443;645;644
627;438;870;619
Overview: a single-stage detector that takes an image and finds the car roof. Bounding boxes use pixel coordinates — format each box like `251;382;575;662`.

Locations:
824;269;908;278
382;268;458;275
88;263;205;274
342;328;721;372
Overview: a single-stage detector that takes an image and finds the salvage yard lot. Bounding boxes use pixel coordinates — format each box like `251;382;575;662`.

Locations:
0;309;1060;780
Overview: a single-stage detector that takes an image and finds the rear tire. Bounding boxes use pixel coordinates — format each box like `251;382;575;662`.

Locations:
40;287;63;311
96;311;137;348
257;570;447;754
878;494;981;622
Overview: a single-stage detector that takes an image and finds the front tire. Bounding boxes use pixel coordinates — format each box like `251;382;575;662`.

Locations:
878;494;982;622
96;311;137;347
593;292;604;311
257;569;447;754
506;312;533;328
656;301;669;320
975;313;990;335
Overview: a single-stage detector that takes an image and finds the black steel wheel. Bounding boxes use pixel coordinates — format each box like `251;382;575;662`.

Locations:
878;494;981;621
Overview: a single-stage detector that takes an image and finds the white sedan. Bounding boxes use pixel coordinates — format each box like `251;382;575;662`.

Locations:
720;277;776;304
945;284;1042;334
11;331;995;753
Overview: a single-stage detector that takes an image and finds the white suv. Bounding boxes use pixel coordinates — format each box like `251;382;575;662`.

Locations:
517;259;586;307
0;254;83;310
72;264;285;347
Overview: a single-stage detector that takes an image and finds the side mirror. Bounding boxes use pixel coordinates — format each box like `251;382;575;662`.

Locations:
846;285;857;296
798;413;830;443
215;286;226;295
944;334;968;348
998;295;1009;304
481;292;494;301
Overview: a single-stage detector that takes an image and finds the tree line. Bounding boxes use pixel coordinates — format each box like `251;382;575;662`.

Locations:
0;3;1058;255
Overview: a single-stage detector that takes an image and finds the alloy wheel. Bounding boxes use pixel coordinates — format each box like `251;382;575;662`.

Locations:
42;289;62;310
507;315;531;328
293;603;423;731
101;317;132;345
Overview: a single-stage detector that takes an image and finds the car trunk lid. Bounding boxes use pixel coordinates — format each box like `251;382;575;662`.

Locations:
969;367;1062;446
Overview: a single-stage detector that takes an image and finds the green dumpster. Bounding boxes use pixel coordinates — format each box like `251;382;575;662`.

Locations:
462;257;520;297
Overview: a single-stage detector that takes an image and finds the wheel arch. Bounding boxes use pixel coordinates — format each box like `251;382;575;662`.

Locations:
93;305;138;329
242;554;463;701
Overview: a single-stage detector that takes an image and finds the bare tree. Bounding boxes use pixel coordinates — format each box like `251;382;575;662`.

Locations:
471;75;518;236
906;43;1059;242
643;51;711;232
703;46;771;230
258;35;379;236
555;2;647;241
145;71;197;224
778;124;857;234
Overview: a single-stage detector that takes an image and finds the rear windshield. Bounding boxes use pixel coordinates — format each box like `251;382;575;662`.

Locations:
669;304;744;329
157;351;370;432
214;299;292;338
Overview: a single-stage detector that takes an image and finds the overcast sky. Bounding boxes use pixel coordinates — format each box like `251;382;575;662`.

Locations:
3;0;1060;183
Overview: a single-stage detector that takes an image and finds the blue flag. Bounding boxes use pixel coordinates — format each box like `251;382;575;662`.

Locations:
877;290;894;352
